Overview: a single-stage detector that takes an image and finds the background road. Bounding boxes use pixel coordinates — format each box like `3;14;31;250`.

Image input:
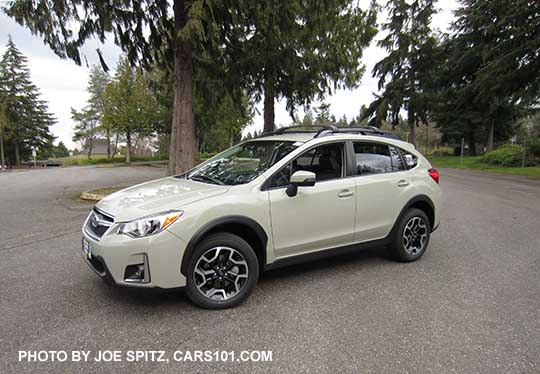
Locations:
1;166;539;373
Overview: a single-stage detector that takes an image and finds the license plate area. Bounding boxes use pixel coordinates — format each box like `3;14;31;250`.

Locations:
82;238;92;259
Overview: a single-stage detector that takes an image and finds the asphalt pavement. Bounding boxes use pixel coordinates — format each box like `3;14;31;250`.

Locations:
0;165;539;373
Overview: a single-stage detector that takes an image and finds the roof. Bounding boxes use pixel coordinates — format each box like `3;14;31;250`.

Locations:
250;133;314;143
248;125;414;151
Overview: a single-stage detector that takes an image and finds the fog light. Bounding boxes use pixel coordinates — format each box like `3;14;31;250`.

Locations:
124;264;145;282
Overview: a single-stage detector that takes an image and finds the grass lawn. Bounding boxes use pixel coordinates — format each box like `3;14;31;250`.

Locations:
429;156;540;178
56;154;167;166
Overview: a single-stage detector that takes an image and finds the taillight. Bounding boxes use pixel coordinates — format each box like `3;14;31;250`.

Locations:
428;168;439;184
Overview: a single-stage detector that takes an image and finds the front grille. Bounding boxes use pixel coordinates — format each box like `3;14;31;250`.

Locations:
85;208;114;240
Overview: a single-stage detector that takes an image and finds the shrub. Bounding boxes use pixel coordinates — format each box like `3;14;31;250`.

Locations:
427;147;453;157
527;138;540;159
481;144;525;167
198;152;218;160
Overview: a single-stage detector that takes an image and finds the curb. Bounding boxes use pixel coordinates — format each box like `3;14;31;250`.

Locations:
95;160;167;168
80;191;107;202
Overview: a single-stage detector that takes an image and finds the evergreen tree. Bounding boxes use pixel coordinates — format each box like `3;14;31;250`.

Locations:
54;141;69;157
3;0;243;174
87;65;111;157
455;0;540;105
0;36;55;166
223;1;378;133
431;2;526;153
364;0;438;147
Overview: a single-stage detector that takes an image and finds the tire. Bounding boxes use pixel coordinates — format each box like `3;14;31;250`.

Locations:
185;232;259;309
389;208;431;262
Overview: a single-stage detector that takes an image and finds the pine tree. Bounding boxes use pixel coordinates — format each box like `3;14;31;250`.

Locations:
87;66;111;157
222;1;378;133
364;0;438;147
456;0;540;105
431;1;526;153
0;36;55;166
3;0;240;174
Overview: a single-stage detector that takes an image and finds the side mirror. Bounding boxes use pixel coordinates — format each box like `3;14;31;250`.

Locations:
286;170;316;197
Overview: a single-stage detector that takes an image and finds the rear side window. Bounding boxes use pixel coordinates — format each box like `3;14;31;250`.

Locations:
353;143;392;174
353;142;409;175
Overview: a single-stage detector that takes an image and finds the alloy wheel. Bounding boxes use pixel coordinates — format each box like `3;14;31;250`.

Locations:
402;216;428;256
193;246;249;301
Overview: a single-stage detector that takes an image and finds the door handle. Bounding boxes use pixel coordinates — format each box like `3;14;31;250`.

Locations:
397;179;410;187
337;189;354;198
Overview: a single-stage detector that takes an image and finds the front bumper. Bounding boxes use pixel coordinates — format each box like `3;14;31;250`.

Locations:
81;228;188;289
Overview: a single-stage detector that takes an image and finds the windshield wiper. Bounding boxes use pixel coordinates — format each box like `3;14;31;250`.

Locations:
189;175;224;185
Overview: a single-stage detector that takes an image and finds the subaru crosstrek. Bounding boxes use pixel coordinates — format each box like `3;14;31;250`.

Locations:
81;126;441;309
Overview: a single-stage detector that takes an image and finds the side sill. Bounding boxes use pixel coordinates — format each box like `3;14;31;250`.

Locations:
264;237;390;272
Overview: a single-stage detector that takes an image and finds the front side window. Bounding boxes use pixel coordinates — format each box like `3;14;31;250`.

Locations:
186;140;299;185
269;143;345;188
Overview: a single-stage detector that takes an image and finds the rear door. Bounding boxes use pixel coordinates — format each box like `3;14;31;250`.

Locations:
266;142;356;257
352;141;414;242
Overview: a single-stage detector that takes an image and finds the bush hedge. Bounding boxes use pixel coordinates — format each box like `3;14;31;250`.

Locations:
481;144;526;167
527;138;540;159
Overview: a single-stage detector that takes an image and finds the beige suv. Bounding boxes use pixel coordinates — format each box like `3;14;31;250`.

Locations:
81;126;441;309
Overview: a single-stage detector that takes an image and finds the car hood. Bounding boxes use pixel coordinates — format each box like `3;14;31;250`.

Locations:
95;177;229;222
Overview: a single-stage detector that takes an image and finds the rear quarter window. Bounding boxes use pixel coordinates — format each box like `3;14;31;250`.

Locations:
401;151;418;169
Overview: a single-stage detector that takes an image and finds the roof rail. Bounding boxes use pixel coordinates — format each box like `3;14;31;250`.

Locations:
256;124;401;140
258;125;337;138
314;126;401;140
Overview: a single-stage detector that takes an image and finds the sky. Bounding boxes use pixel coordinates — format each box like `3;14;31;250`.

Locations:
0;0;458;150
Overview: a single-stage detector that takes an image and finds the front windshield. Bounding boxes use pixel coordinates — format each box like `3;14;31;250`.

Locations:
186;140;300;186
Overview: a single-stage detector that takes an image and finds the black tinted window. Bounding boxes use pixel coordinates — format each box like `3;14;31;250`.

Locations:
389;146;406;171
269;163;292;188
269;143;344;188
402;151;418;169
293;143;343;181
354;143;392;174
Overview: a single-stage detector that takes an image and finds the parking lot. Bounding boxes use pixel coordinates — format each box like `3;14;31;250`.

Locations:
1;165;539;373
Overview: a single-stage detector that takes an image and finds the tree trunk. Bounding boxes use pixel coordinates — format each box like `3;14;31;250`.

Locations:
407;111;417;148
106;128;111;158
113;133;119;156
467;133;477;156
425;123;429;154
229;126;234;147
486;121;494;152
263;79;275;133
168;0;197;175
0;123;5;169
14;140;20;166
87;138;93;160
126;130;132;164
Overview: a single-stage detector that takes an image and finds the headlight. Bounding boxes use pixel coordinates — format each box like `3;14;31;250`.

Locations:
118;210;183;238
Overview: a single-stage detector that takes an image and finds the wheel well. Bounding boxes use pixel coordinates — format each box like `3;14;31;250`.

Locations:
182;221;267;275
409;200;435;229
